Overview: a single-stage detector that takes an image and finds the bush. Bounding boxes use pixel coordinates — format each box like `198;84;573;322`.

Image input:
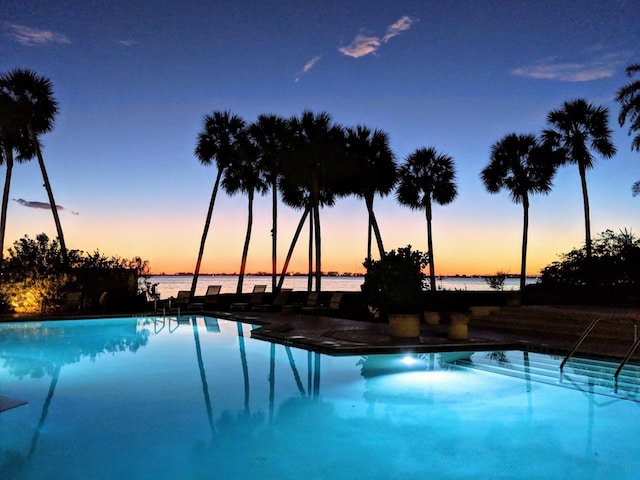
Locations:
536;229;640;304
1;233;156;313
361;245;428;317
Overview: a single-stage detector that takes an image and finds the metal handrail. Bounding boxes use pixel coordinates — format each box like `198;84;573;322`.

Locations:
560;318;600;375
614;335;640;392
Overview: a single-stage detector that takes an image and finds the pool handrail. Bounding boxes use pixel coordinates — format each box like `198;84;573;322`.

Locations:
614;334;640;392
559;318;600;378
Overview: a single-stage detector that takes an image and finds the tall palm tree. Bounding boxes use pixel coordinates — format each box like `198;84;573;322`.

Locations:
481;133;558;291
0;69;68;267
616;63;640;195
221;136;269;294
0;90;34;266
191;110;247;297
543;99;616;259
345;125;397;260
281;111;348;291
396;147;458;292
248;114;289;291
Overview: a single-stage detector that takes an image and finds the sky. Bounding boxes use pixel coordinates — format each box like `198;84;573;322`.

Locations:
1;0;639;277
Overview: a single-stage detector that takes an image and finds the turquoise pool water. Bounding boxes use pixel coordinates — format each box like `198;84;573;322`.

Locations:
1;316;639;479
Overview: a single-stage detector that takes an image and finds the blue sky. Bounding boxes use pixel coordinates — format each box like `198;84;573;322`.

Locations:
1;0;639;276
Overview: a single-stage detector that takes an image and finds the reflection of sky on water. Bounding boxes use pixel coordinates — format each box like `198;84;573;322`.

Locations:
1;317;639;480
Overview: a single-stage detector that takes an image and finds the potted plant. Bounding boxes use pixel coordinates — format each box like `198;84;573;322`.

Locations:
361;245;428;338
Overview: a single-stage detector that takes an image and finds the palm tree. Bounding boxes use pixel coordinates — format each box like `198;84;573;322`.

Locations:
0;69;68;267
248;114;289;291
280;111;348;291
221;135;269;294
396;147;458;292
615;63;640;195
345;125;397;259
481;133;558;291
0;90;34;266
191;111;247;297
543;99;616;259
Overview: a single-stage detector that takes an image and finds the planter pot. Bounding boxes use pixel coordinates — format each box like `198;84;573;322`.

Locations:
448;313;470;340
423;311;441;325
388;313;421;338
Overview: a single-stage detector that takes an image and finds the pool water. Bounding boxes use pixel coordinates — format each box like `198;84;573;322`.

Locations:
1;316;639;480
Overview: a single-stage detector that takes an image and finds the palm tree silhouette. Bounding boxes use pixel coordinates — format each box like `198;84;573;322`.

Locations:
248;114;289;291
191;111;247;297
616;63;640;196
481;133;557;291
345;125;397;260
280;111;347;291
396;147;458;292
0;88;34;267
222;135;269;294
543;99;616;260
0;69;68;267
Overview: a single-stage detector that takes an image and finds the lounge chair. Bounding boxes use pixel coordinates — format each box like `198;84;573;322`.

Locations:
283;291;319;314
189;285;222;310
230;285;267;311
302;292;344;316
253;288;293;312
154;290;197;316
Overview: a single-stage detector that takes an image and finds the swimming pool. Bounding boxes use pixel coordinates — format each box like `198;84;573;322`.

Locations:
1;316;639;479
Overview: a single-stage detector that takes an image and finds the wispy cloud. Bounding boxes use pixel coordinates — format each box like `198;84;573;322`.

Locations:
382;16;415;42
116;39;139;47
512;52;626;82
13;198;79;215
295;55;322;82
339;16;417;59
6;23;70;46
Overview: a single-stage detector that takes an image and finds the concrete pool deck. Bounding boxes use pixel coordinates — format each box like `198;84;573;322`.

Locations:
219;304;640;361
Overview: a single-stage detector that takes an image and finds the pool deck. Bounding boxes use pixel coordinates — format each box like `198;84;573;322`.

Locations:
221;305;640;361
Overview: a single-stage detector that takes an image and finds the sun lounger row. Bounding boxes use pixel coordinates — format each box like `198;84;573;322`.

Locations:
157;285;344;316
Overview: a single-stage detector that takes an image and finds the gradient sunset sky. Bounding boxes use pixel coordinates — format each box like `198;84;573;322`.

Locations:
1;0;639;276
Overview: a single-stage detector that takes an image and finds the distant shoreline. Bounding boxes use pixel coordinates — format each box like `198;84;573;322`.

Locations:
149;272;540;279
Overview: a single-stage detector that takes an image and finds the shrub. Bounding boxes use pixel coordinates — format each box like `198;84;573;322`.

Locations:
1;233;156;313
361;245;428;317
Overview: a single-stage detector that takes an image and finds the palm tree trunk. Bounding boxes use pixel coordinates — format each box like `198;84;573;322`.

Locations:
308;208;313;292
0;148;14;267
578;163;592;259
191;168;223;297
367;219;372;260
520;195;529;292
236;189;254;294
28;127;68;268
365;195;385;258
271;180;278;292
425;201;436;292
277;207;310;291
314;204;322;292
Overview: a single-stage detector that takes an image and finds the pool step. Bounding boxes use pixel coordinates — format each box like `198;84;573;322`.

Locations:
447;351;640;402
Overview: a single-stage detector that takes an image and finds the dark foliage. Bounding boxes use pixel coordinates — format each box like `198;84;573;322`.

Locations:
538;230;640;302
361;245;428;316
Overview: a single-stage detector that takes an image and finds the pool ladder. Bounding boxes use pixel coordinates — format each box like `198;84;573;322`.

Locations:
614;334;640;393
560;317;640;392
559;318;600;380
